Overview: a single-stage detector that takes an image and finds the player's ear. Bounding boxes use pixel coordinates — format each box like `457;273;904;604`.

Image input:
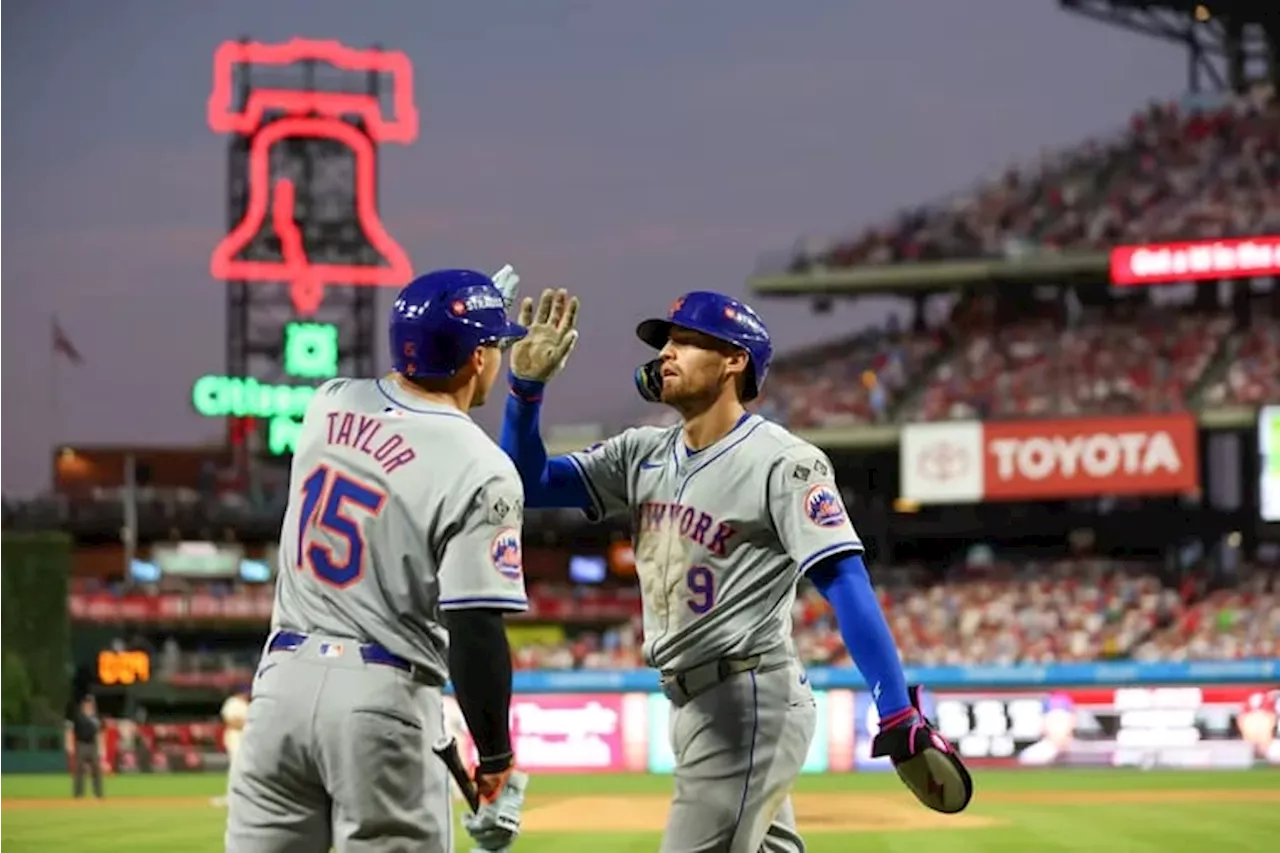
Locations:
723;348;749;398
725;348;749;379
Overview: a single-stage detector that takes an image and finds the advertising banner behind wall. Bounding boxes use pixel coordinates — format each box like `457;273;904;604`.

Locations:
1109;236;1280;285
445;693;651;774
99;682;1276;775
928;685;1279;770
434;683;1275;775
901;414;1199;504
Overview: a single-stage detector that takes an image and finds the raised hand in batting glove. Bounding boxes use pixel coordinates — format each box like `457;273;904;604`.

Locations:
871;685;974;814
462;765;529;852
509;288;579;383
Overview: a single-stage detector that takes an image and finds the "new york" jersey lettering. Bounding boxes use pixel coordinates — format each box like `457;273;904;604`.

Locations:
638;501;736;557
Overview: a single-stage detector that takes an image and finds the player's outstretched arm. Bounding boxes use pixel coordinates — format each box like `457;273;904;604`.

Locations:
501;375;592;510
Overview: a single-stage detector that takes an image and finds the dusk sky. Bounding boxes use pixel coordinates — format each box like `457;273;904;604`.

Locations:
2;0;1186;496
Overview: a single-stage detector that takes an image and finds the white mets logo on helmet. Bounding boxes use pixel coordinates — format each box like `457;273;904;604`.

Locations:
490;528;523;580
803;483;846;528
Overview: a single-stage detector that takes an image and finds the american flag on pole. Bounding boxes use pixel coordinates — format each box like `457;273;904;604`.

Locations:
52;317;84;365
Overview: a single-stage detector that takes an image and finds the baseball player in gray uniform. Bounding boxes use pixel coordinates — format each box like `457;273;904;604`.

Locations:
501;289;972;852
226;268;541;853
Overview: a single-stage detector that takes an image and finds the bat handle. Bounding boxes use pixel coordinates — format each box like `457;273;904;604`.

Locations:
433;737;481;814
462;782;481;816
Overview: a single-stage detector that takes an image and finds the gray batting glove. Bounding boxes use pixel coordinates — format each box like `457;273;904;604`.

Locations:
509;288;579;383
491;265;522;352
463;769;528;851
491;264;520;311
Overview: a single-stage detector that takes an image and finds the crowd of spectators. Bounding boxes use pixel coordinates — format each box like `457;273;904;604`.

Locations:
66;552;1280;682
1200;308;1280;407
909;304;1233;421
758;287;1279;427
750;88;1279;428
786;88;1279;271
795;558;1190;668
508;557;1277;671
757;324;944;427
1131;564;1280;662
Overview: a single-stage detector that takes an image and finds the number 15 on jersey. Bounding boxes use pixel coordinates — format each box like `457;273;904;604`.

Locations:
296;465;387;588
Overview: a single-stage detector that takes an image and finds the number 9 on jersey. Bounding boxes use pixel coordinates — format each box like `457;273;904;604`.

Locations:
686;565;716;615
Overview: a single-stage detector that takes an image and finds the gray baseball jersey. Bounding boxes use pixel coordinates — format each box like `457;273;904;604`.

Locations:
272;376;529;678
564;412;859;853
227;376;527;853
566;412;863;671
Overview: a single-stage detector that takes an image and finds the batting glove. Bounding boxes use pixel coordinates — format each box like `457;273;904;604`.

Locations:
462;767;528;852
491;264;520;312
509;288;579;383
870;685;974;814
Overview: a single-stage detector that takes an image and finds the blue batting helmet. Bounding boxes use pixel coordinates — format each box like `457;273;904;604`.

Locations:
635;291;773;401
389;269;527;379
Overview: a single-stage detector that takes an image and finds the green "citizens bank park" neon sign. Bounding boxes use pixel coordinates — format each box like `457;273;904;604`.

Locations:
192;376;315;455
191;322;342;456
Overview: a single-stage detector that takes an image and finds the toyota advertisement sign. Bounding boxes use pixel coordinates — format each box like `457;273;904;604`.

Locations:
900;414;1200;504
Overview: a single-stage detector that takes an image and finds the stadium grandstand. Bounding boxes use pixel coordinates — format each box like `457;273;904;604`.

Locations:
3;0;1278;788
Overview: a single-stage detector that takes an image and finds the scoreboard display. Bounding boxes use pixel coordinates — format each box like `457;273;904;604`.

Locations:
97;650;152;687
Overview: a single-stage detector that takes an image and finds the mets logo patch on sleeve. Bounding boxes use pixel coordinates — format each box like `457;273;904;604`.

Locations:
490;528;523;580
804;483;847;528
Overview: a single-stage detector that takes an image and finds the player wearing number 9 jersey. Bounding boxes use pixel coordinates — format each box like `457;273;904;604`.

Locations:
501;289;972;853
226;269;531;853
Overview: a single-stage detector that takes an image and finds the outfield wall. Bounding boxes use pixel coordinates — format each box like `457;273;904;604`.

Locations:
7;661;1276;775
441;659;1280;775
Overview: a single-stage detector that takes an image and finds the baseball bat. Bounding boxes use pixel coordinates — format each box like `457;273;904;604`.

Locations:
432;737;481;815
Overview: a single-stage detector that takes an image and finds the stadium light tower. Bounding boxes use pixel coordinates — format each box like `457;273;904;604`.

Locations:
1059;1;1280;94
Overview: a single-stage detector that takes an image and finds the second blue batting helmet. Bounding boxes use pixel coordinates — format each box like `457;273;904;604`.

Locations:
634;291;773;401
389;269;527;379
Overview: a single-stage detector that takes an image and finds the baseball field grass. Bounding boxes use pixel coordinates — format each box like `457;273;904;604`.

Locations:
3;768;1278;851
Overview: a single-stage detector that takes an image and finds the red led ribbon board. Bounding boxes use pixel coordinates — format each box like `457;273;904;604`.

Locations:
208;38;419;315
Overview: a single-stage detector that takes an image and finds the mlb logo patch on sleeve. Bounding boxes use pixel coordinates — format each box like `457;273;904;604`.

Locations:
803;484;847;528
490;528;523;580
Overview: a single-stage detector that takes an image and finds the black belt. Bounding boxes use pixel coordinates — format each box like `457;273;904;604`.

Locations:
268;630;432;682
659;648;792;708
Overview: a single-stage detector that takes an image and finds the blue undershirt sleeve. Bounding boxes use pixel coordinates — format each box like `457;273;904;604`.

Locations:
807;551;912;720
498;374;592;510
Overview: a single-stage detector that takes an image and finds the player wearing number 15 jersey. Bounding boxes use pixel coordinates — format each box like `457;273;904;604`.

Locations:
501;289;972;853
226;269;533;853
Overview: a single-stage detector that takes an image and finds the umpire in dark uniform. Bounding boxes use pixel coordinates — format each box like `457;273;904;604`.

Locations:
65;694;106;798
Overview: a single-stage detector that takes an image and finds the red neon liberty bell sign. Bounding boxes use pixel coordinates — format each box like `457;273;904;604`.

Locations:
208;38;419;315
